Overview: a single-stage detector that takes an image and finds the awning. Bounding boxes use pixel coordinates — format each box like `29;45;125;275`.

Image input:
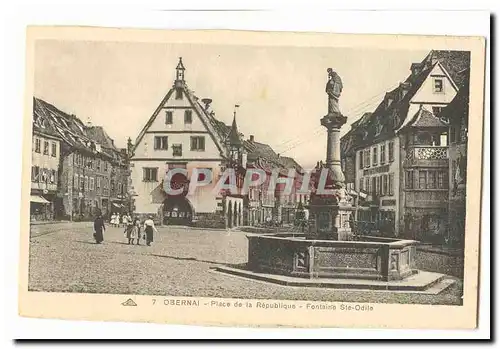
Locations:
30;195;50;204
112;203;122;208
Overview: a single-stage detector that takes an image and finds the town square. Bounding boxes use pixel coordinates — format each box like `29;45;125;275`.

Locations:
28;38;471;305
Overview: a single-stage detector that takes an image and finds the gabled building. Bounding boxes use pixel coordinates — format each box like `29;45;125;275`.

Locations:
31;98;63;221
341;50;470;242
32;97;129;221
129;58;246;227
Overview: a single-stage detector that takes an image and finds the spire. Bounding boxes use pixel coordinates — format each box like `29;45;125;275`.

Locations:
228;105;242;147
176;57;186;83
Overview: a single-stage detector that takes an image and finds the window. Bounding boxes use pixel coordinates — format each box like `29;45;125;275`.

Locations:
438;171;448;189
440;133;448;146
406;170;414;189
372;147;378;166
31;166;39;182
154;136;168;150
118;183;122;194
90;177;95;191
359;177;364;191
388;141;395;162
175;88;183;100
389;173;394;195
365;178;370;193
166;111;173;124
110;180;115;192
184;110;192;124
172;144;183;157
365;149;371;168
34;138;41;153
190;136;205;151
43;140;49;155
143;167;158;182
104;161;108;172
96;159;101;171
419;171;427;189
380;144;386;165
51;142;57;157
79;176;85;191
372;177;377;196
382;175;388;195
432;106;443;117
433;78;444;93
73;174;79;189
84;176;89;191
428;171;437;189
49;170;56;184
359;150;364;169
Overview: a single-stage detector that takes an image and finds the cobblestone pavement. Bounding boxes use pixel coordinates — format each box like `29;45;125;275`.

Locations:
28;224;463;305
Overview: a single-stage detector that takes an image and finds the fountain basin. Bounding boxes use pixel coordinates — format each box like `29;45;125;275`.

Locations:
247;234;419;281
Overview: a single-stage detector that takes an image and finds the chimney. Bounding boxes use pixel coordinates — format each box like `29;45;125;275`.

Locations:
249;135;255;142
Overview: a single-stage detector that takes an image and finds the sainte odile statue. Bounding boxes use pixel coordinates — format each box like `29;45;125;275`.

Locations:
325;68;343;116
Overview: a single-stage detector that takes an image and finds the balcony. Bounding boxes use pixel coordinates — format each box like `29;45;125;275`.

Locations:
404;146;449;168
31;182;58;192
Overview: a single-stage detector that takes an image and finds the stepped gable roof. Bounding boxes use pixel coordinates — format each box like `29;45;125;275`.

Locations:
405;106;448;128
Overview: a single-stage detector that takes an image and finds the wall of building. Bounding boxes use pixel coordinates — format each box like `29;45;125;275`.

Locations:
31;133;60;193
355;136;400;235
130;159;224;215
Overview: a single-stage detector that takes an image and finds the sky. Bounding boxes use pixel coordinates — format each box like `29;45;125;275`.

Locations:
34;40;429;168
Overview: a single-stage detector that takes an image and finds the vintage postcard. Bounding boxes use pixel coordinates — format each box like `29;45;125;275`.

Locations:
19;26;485;329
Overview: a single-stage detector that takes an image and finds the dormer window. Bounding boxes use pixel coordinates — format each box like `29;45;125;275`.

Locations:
387;98;393;108
433;78;444;93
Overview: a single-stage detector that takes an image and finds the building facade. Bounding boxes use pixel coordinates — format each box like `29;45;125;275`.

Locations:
341;50;470;242
30;101;62;221
129;58;246;227
32;98;129;221
443;69;470;247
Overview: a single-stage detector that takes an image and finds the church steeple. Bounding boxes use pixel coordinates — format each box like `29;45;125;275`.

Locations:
227;105;243;163
176;57;186;83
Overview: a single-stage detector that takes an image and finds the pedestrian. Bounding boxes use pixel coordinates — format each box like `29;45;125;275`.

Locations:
93;211;105;244
133;216;141;245
125;215;138;245
122;213;128;228
110;213;116;227
143;216;158;246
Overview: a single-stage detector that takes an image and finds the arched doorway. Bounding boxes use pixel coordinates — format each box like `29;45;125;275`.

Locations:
227;200;233;228
163;195;193;225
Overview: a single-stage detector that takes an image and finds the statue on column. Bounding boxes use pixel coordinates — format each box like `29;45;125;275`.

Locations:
325;68;343;115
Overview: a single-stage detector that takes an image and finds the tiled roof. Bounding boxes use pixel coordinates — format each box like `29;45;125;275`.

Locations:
406;106;448;128
280;156;303;172
441;68;470;124
86;126;119;151
342;50;470;150
33;97;118;160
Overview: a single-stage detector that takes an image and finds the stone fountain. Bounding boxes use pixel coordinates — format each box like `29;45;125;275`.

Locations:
217;69;451;291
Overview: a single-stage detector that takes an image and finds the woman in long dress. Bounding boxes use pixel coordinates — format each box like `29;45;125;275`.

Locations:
143;216;158;246
93;212;105;244
125;216;139;245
